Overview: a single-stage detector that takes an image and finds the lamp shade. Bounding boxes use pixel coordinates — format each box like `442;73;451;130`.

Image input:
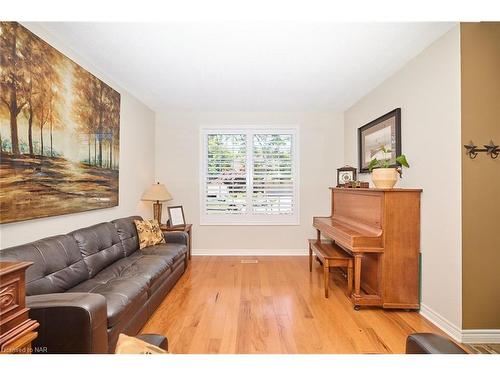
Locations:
142;182;172;202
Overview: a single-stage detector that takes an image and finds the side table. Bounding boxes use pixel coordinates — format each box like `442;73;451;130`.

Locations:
160;224;192;260
0;261;39;354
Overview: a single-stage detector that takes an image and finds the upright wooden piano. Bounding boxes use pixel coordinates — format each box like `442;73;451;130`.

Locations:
313;187;422;310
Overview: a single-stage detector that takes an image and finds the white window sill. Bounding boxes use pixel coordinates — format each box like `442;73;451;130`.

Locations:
199;219;300;226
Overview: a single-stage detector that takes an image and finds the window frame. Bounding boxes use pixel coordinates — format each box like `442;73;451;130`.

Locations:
199;126;300;226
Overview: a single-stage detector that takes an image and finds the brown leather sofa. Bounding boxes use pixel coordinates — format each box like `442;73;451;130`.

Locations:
0;216;188;353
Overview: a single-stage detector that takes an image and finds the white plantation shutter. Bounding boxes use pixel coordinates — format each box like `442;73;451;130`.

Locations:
201;127;298;225
252;134;294;215
205;134;247;215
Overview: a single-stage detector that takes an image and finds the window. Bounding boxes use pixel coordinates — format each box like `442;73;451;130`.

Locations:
201;127;299;225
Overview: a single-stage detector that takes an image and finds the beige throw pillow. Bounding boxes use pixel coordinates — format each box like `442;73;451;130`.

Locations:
115;334;167;354
134;219;166;249
149;219;165;245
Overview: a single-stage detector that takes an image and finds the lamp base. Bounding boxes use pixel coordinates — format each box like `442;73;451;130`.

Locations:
152;202;162;224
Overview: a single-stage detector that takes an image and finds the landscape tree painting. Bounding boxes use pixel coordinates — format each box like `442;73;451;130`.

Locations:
0;22;120;224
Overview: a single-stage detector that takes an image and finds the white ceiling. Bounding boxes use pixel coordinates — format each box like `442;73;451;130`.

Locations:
35;22;455;112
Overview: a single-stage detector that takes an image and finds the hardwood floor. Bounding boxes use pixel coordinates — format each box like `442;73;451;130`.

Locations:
141;256;454;354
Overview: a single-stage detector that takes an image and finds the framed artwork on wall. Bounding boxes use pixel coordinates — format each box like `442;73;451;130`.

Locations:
358;108;401;173
0;22;120;224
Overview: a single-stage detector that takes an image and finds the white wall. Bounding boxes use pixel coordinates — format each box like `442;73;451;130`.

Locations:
344;27;462;331
0;23;156;249
155;111;344;254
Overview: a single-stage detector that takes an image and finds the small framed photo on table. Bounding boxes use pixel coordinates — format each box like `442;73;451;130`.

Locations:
167;205;186;228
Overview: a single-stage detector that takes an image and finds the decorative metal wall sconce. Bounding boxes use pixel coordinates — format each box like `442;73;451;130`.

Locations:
464;140;499;159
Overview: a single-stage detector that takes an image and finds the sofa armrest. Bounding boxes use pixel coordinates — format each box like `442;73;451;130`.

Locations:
164;231;188;245
406;333;467;354
27;293;108;354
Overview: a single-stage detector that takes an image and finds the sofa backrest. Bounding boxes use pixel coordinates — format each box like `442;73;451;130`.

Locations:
0;235;89;296
69;222;125;278
111;216;143;256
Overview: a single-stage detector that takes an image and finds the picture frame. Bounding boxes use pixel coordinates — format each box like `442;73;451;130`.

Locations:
0;22;120;224
336;165;357;187
167;205;186;228
358;108;401;173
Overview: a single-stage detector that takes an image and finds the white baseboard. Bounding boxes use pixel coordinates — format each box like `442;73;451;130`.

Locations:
461;330;500;344
420;304;500;344
419;304;462;342
192;248;308;256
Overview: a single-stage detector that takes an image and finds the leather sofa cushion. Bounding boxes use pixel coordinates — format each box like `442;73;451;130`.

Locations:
91;253;173;294
68;248;181;327
125;255;173;294
70;222;125;278
140;243;187;264
135;245;187;295
69;275;148;328
112;216;143;256
0;235;89;295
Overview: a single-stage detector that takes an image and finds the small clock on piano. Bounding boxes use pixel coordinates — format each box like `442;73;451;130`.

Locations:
337;165;357;187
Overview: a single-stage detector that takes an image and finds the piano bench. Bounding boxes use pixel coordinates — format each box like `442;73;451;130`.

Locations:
308;239;353;298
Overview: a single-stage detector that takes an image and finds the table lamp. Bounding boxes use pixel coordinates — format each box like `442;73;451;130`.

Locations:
141;182;172;224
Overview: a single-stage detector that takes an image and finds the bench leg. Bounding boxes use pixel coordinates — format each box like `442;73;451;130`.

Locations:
324;260;329;298
347;262;353;297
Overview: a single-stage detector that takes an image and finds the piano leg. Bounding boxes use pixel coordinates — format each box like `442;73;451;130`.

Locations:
353;254;362;310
